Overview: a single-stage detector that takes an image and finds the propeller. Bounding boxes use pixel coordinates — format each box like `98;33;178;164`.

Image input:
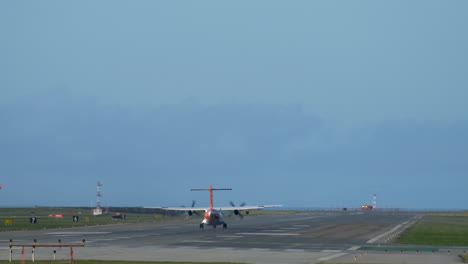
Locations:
187;200;199;216
230;201;247;219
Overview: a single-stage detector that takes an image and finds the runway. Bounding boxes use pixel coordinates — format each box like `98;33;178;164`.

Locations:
1;210;444;264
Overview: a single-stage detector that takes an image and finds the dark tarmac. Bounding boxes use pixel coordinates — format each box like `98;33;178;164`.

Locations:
1;211;465;263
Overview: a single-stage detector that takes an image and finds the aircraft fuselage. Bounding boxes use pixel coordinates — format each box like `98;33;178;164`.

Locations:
200;209;227;229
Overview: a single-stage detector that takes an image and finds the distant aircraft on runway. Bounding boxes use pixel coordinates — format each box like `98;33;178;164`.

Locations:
145;185;281;229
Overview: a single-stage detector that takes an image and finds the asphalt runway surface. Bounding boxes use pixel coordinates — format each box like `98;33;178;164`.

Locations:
1;211;464;263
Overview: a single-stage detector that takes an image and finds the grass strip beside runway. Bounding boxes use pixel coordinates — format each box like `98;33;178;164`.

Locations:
398;218;468;246
0;207;172;232
461;254;468;262
0;261;247;264
318;263;400;264
359;246;438;252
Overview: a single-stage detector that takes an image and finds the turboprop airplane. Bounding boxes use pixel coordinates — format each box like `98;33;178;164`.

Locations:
147;185;281;229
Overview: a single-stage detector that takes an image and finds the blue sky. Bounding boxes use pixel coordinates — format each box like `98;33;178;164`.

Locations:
1;1;467;209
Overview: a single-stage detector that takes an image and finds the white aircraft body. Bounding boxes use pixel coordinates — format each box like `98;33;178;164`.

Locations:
147;185;281;229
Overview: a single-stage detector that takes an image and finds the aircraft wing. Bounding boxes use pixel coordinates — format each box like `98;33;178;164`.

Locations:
144;206;208;211
216;205;282;211
144;205;282;211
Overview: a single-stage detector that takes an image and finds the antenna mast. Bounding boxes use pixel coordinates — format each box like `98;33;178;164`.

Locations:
372;193;377;210
93;181;103;215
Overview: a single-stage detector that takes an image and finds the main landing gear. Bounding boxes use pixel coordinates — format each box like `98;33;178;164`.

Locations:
199;223;228;229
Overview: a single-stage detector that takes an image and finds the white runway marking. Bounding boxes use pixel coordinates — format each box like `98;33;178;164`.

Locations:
292;225;310;227
285;249;305;252
177;246;199;249
95;238;117;241
263;229;284;232
216;235;244;238
250;248;271;251
347;246;360;251
182;240;215;243
280;227;300;230
236;232;299;236
317;253;348;261
214;247;235;250
116;237;132;239
322;249;342;253
367;224;403;243
70;240;90;244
